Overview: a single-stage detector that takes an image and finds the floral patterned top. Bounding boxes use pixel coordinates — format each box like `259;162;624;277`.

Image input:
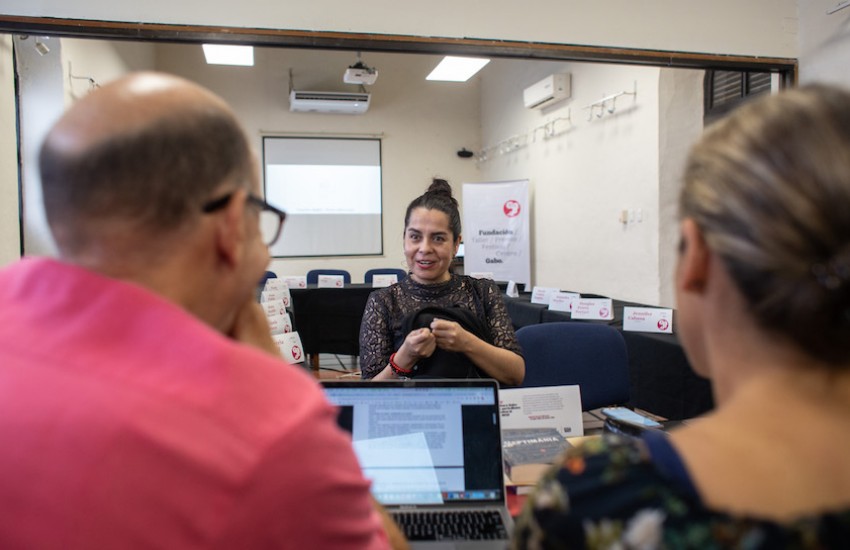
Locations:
358;274;521;379
512;431;850;549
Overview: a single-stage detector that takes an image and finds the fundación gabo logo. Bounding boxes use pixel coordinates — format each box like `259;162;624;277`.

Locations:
503;200;521;218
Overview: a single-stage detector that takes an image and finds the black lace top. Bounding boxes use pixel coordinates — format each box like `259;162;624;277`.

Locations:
358;274;522;379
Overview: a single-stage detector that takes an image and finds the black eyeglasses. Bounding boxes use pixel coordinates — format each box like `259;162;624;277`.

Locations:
202;192;287;246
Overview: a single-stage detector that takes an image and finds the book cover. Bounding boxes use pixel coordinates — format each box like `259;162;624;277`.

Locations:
502;428;570;486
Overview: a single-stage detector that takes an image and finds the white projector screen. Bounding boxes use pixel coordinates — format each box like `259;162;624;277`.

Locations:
262;137;383;257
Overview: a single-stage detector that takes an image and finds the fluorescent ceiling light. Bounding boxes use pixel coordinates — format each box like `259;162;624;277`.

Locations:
426;56;490;82
202;44;254;66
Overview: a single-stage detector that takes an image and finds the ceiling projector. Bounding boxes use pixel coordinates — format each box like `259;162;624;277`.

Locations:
344;62;378;85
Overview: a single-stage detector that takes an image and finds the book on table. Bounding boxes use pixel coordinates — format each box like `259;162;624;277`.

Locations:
502;427;571;490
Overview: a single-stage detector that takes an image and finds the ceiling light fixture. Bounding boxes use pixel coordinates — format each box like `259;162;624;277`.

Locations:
202;44;254;66
426;56;490;82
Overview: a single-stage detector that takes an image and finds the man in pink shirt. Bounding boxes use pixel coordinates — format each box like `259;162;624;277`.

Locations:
0;72;406;549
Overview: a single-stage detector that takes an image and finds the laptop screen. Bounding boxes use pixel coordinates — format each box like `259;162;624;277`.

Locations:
321;379;506;507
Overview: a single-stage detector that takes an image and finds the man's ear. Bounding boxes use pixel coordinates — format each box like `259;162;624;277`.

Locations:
213;189;248;268
678;218;710;293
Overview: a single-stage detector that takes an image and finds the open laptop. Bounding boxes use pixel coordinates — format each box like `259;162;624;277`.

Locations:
320;379;513;549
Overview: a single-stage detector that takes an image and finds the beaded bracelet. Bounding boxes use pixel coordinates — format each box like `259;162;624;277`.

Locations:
389;352;413;376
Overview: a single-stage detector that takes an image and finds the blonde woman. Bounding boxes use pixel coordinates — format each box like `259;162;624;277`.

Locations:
513;85;850;548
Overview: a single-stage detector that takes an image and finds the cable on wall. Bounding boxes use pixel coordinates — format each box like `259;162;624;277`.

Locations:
582;81;637;121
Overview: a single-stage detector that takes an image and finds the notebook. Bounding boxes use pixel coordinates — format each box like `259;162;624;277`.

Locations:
320;379;513;549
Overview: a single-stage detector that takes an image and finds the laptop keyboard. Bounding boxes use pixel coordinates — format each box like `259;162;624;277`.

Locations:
391;510;508;541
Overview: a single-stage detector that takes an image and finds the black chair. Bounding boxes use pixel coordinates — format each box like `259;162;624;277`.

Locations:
364;268;407;284
306;269;351;285
516;322;630;411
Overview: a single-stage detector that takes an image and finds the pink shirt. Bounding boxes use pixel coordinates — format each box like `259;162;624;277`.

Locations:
0;258;388;549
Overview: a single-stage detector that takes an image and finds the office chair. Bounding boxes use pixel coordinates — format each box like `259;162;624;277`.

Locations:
306;269;351;285
258;270;277;287
516;322;630;411
364;268;407;284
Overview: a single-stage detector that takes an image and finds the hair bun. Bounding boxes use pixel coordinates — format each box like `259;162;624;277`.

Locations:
426;178;453;199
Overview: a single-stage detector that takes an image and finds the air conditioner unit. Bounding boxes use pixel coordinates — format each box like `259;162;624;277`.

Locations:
289;90;371;114
523;73;571;109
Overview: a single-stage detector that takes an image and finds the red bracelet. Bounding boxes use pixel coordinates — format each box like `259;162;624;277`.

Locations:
389;352;413;376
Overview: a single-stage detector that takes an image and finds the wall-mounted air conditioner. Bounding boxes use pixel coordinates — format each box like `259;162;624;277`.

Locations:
523;73;571;109
289;90;371;114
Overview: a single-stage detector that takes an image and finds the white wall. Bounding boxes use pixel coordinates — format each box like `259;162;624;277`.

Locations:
479;60;663;304
0;35;19;267
15;36;65;258
799;0;850;87
658;68;704;307
17;38;156;259
22;43;481;282
1;1;798;58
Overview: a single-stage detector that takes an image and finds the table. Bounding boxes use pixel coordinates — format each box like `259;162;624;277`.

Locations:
289;284;378;369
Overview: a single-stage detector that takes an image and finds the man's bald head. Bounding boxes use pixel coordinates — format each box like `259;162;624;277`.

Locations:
39;72;254;257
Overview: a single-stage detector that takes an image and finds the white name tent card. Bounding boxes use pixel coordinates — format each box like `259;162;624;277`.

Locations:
549;292;580;312
572;298;615;320
282;275;307;289
530;286;560;305
505;280;520;298
261;299;287;318
263;278;287;293
317;274;345;288
371;274;398;288
623;307;674;334
499;385;584;438
273;332;305;364
469;272;495;280
267;313;293;335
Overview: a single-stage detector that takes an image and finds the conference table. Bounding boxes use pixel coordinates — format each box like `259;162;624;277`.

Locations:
289;284;378;369
289;284;713;420
503;294;714;420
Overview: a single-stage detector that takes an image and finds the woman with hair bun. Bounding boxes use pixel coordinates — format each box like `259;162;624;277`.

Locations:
512;85;850;548
359;179;525;385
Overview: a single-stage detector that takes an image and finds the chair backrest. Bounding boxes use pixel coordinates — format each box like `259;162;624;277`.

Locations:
306;269;351;285
364;268;407;284
516;322;630;411
258;270;277;286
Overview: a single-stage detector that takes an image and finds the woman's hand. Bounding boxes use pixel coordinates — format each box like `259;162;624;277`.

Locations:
429;318;471;353
397;327;437;367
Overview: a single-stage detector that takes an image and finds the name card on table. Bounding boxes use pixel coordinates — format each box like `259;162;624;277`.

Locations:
267;313;293;335
261;299;287;318
623;307;673;334
372;274;398;288
572;298;614;321
282;276;307;289
530;286;560;305
317;275;345;288
273;331;305;363
499;385;584;438
263;278;287;293
469;272;495;280
260;287;291;308
549;292;581;312
505;280;520;298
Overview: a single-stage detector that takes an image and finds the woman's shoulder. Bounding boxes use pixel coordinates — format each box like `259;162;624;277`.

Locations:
514;433;850;549
456;274;500;295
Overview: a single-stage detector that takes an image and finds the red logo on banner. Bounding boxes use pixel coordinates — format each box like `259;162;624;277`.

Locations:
503;200;521;217
291;345;302;360
599;307;610;318
657;319;669;331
